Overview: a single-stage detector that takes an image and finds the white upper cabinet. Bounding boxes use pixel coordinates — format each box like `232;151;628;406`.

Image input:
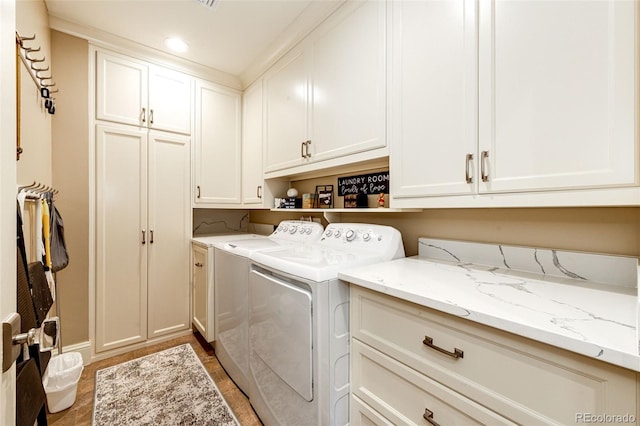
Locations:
148;65;193;135
263;0;388;176
242;80;266;205
478;0;637;194
390;0;477;198
194;79;242;205
96;51;148;128
309;0;387;164
391;0;638;207
96;50;192;135
263;48;310;173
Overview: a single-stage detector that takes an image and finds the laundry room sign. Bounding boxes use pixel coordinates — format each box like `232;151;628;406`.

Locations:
337;171;389;196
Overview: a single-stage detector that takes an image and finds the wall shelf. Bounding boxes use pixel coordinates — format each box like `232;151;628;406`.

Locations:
270;208;422;223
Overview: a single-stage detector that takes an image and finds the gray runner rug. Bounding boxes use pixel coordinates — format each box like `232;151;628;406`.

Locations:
93;343;239;425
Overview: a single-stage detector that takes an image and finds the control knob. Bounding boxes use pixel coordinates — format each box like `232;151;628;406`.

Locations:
289;226;297;234
334;230;341;238
363;233;371;241
325;230;333;237
345;230;356;241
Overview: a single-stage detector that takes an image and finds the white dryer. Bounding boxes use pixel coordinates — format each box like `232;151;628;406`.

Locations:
248;223;405;426
213;220;324;395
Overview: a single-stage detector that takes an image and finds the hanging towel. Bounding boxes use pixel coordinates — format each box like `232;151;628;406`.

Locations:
17;207;38;333
49;200;69;272
42;198;52;269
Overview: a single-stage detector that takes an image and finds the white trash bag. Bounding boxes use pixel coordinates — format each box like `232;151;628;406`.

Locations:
42;352;84;413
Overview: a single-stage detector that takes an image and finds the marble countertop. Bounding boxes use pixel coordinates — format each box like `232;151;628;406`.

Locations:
339;255;639;372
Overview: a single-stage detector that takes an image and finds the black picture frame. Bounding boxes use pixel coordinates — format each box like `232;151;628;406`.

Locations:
314;185;334;208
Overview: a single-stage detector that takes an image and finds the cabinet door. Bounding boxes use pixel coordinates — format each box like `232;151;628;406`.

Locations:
263;49;310;172
309;0;387;163
96;51;148;127
478;0;637;193
390;0;477;199
147;131;191;339
191;244;209;340
194;80;242;204
95;123;148;353
148;65;193;135
242;80;265;205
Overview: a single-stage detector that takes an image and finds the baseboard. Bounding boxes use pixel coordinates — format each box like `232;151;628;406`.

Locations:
59;340;92;366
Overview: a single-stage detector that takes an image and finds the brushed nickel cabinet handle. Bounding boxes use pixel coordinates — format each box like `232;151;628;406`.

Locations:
305;140;312;158
301;141;305;158
465;153;473;184
141;107;146;124
141;229;146;244
149;109;154;125
481;150;489;182
150;229;154;244
423;336;463;359
197;185;201;199
257;185;262;199
423;408;441;426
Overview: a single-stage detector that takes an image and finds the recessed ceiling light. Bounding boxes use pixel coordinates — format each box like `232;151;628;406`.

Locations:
165;37;188;53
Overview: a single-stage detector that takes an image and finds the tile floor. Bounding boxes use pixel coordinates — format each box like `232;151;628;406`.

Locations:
47;332;262;425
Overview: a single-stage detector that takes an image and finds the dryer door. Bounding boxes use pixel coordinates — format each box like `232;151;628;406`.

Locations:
249;268;313;401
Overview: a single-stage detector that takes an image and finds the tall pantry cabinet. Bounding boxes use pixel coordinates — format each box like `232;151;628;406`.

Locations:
93;49;191;353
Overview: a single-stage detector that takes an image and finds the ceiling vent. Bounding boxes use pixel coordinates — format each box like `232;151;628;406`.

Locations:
194;0;219;9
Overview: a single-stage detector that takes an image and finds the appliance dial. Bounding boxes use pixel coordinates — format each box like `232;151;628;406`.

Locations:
363;233;371;241
281;226;288;232
345;230;356;241
306;228;313;235
289;226;297;234
334;230;341;238
325;230;333;237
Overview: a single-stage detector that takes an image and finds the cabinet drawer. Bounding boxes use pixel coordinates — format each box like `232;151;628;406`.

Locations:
351;394;393;426
351;286;638;425
352;339;514;425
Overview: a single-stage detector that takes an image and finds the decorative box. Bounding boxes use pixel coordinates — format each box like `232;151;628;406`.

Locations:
344;193;368;208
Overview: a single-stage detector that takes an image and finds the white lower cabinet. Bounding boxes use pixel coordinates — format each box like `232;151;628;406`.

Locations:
350;286;638;425
95;123;190;353
191;243;212;341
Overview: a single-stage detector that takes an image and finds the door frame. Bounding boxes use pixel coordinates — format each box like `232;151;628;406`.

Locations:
0;0;17;423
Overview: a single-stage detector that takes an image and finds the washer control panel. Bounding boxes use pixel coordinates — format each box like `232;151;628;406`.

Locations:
320;223;405;259
272;220;324;242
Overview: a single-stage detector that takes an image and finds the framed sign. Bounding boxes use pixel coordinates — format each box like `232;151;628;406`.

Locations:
314;185;333;208
337;171;389;196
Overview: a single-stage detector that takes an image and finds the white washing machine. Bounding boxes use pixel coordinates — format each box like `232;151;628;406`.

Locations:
248;223;405;426
213;220;324;395
191;233;265;342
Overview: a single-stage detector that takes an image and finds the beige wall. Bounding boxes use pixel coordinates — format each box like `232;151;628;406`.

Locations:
16;0;51;185
50;30;89;345
251;207;640;258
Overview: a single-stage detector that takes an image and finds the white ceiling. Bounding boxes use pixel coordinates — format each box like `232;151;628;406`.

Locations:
45;0;339;80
